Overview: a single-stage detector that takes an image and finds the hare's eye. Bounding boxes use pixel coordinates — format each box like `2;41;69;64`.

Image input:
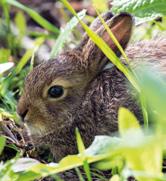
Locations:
48;85;64;98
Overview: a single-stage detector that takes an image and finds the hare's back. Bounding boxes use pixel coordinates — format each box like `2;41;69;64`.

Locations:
126;37;166;73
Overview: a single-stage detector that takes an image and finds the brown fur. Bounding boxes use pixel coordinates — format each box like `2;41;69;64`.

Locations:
17;12;166;162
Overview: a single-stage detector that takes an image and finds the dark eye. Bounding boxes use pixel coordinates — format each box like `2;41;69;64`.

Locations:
48;85;64;98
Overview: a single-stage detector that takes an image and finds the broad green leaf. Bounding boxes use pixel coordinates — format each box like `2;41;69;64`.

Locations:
85;136;120;156
110;175;120;181
123;140;163;181
17;172;41;181
94;156;123;171
123;170;166;181
12;158;39;172
50;10;86;58
6;0;59;35
112;0;166;18
11;134;165;180
118;107;141;136
0;62;14;74
119;128;164;181
85;136;122;171
0;136;6;155
0;157;26;181
112;0;166;25
136;67;166;134
18;154;106;180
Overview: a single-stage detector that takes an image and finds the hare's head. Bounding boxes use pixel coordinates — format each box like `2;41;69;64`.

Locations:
17;12;133;144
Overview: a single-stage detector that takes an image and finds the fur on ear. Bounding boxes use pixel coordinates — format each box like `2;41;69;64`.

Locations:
78;12;133;73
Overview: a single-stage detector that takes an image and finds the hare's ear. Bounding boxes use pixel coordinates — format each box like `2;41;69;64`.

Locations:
78;11;113;48
79;13;133;73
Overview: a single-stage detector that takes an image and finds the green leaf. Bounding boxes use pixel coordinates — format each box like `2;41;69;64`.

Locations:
14;11;26;39
12;158;40;172
136;67;166;134
0;62;14;74
19;154;106;180
118;107;141;137
6;0;59;35
50;10;86;58
122;139;163;181
85;136;122;171
17;171;41;181
112;0;166;19
0;136;6;155
85;136;120;156
110;175;120;181
0;49;11;63
94;156;123;171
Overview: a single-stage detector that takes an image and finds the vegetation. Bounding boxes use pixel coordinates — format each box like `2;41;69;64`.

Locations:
0;0;166;180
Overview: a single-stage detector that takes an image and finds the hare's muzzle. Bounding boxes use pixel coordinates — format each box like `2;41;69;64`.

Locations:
17;95;29;123
17;107;28;122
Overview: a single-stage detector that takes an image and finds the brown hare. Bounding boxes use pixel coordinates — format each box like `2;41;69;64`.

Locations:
17;12;166;162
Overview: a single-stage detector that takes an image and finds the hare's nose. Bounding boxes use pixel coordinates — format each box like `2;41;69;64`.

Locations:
19;109;28;122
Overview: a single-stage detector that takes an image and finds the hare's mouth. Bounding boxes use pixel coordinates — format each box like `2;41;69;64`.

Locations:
26;122;57;138
25;122;46;137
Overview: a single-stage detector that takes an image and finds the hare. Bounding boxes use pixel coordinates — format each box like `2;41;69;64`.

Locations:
17;12;166;161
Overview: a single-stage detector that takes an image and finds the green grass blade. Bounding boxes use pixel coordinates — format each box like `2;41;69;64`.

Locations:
75;128;85;154
6;0;59;35
1;0;10;29
14;37;45;74
14;49;33;74
140;94;149;128
75;168;85;181
95;8;130;64
83;160;92;181
14;11;27;41
50;10;86;58
0;136;6;155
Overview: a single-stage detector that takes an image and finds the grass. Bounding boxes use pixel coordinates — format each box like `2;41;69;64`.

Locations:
0;0;166;181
